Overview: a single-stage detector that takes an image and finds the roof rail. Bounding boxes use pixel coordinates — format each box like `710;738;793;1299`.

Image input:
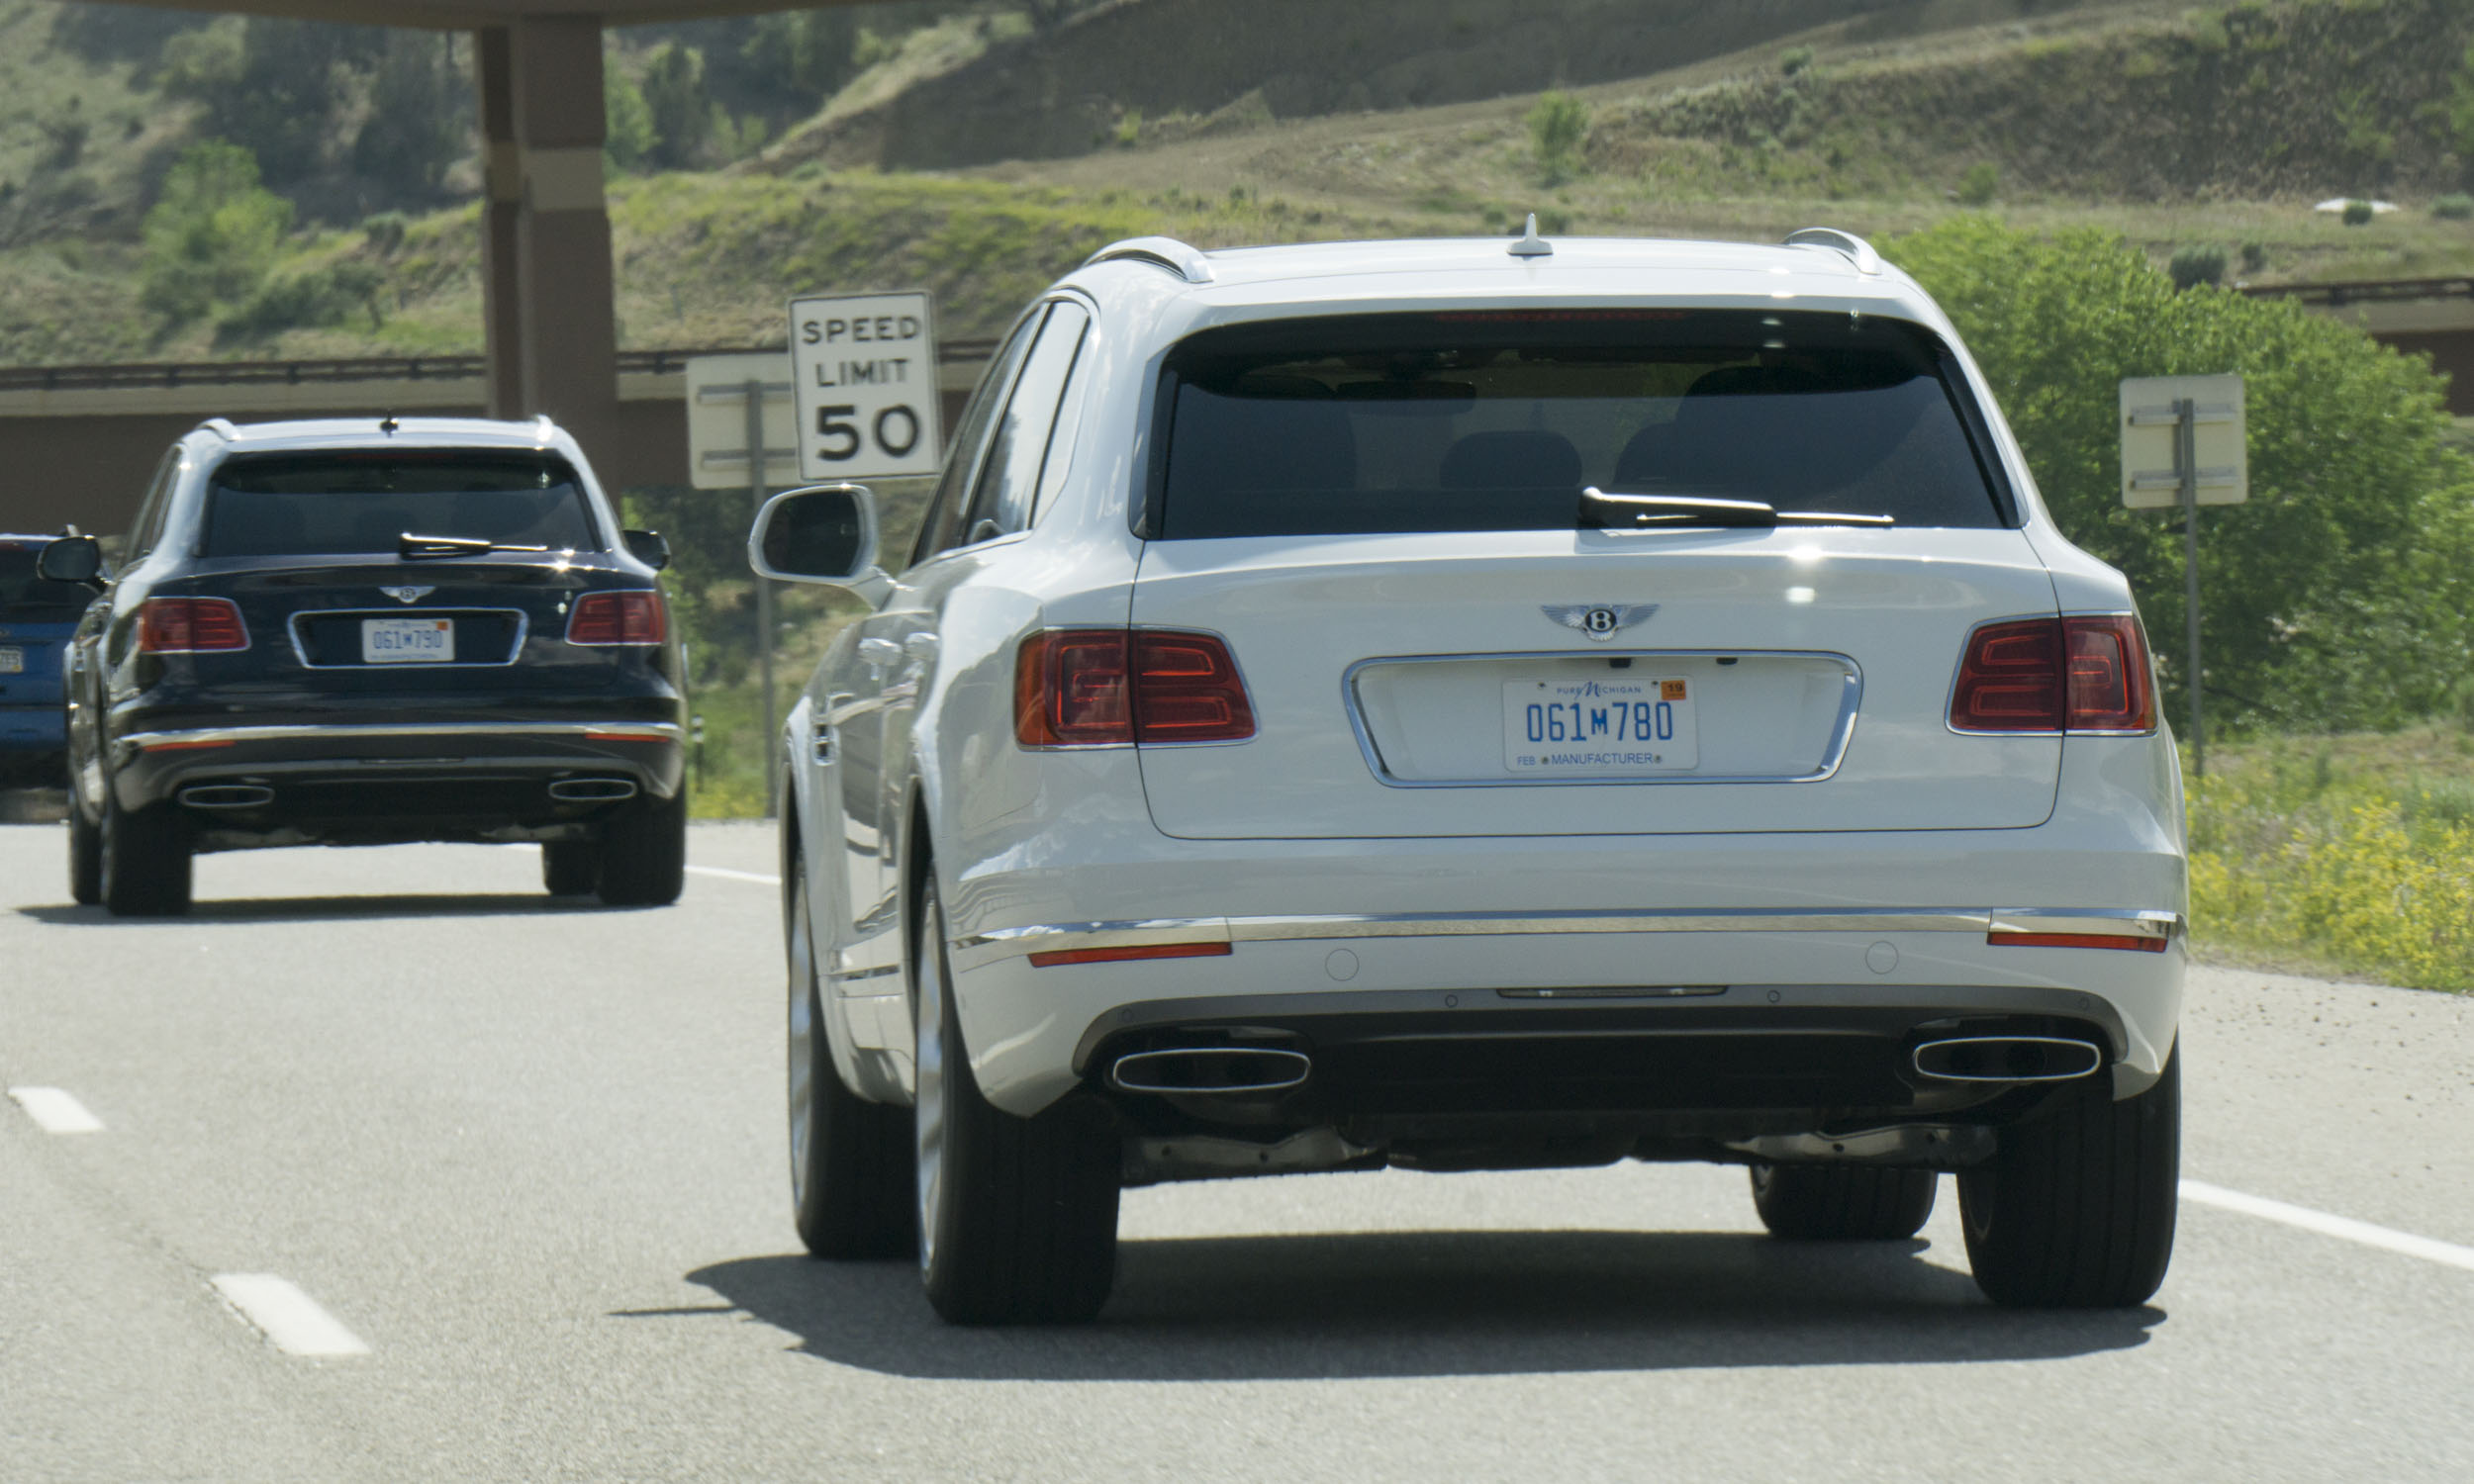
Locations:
1083;235;1215;284
1783;227;1882;276
198;417;239;440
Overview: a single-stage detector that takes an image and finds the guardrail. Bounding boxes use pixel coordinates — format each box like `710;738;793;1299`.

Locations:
2236;276;2474;306
0;340;1003;395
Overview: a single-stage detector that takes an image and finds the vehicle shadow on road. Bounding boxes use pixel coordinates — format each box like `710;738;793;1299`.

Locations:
17;894;611;925
681;1231;2161;1380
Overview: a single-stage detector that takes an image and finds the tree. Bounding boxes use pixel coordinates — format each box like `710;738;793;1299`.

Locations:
640;43;713;170
605;69;656;172
160;19;383;188
1527;91;1589;186
1890;217;2474;731
352;32;468;201
141;141;292;325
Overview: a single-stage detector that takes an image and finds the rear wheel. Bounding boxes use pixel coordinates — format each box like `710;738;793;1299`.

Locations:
788;854;914;1257
1959;1049;2180;1308
914;877;1119;1325
100;784;190;917
541;841;599;895
595;789;685;906
66;793;102;906
1750;1163;1938;1240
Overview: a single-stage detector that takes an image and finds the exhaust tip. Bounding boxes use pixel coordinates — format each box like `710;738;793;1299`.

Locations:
1110;1047;1311;1096
178;784;273;809
547;777;637;802
1913;1036;2103;1083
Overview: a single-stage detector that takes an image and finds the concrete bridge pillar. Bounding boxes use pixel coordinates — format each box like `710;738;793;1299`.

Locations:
474;17;617;444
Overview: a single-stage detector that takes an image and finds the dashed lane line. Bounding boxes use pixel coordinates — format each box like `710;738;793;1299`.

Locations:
685;865;782;885
675;863;2474;1276
210;1274;370;1357
2182;1179;2474;1274
8;1086;104;1134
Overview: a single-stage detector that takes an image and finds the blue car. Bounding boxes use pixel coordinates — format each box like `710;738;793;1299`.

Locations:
0;533;95;788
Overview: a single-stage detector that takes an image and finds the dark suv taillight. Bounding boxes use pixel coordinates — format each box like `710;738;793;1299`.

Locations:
1015;629;1256;747
1951;614;2154;734
138;597;248;653
566;590;666;645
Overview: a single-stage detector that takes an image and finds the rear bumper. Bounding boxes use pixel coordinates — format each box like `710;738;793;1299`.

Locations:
109;719;684;846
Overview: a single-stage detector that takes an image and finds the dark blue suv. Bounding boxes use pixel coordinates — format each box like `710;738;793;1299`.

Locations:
0;533;93;788
40;416;688;916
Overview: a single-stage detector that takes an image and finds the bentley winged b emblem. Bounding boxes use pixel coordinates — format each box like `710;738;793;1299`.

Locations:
380;586;436;604
1542;603;1659;643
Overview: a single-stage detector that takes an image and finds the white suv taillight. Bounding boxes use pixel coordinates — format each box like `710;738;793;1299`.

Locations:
1950;614;2155;734
1014;629;1256;747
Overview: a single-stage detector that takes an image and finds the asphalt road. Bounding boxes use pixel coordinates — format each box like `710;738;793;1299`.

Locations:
4;819;2471;1482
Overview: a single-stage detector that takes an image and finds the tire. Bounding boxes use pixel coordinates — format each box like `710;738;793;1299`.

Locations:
788;854;915;1257
1959;1048;2180;1308
1751;1163;1938;1240
66;793;102;906
99;783;190;917
541;841;600;895
594;789;686;906
913;877;1119;1325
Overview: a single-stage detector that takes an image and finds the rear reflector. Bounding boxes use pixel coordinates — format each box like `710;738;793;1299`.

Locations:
567;590;666;645
1988;932;2169;953
1015;629;1256;747
1951;614;2155;733
1026;942;1232;968
138;597;248;653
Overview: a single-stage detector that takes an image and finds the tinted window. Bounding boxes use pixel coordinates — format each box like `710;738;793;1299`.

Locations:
126;446;180;561
201;453;599;558
967;302;1091;537
911;315;1038;566
1154;311;2008;538
0;546;91;618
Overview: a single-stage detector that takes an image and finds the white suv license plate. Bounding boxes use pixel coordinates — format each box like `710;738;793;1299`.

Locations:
362;617;455;664
0;647;21;674
1502;675;1699;775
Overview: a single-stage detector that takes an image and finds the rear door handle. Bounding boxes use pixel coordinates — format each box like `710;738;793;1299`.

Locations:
811;721;834;763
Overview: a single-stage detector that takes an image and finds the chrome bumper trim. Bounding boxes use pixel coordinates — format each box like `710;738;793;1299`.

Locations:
122;720;683;752
950;906;2181;972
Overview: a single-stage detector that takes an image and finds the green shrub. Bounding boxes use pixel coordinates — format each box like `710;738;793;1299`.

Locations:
140;140;291;325
2435;194;2474;221
359;211;410;252
1779;46;1813;76
1527;90;1590;185
216;260;386;341
605;70;656;172
2342;198;2375;226
2169;242;2228;290
2239;240;2268;272
1889;217;2474;733
1956;161;2000;207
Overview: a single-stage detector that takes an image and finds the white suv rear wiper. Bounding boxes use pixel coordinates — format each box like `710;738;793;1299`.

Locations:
398;532;554;560
1578;488;1894;529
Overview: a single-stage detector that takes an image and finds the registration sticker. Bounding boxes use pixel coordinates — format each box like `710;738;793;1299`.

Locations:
1503;675;1699;774
361;617;454;664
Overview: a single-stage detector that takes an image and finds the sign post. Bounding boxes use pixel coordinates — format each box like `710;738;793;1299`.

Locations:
2120;374;2246;778
788;291;942;483
685;353;795;816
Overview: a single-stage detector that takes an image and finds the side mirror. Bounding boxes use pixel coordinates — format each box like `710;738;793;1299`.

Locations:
749;484;880;586
38;534;103;585
622;528;671;571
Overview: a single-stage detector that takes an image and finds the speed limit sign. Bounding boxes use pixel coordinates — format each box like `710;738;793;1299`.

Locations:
788;290;942;481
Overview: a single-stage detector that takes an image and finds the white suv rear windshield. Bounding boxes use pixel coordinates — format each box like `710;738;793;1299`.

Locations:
1151;310;2012;538
202;452;599;558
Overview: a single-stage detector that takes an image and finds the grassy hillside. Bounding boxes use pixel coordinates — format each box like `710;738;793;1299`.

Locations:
10;0;2474;367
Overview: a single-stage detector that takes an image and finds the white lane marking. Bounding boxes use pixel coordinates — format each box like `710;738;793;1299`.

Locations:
2183;1179;2474;1274
7;1086;104;1134
210;1274;371;1356
686;865;781;885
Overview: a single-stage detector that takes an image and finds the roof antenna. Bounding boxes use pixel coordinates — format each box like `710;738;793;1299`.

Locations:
1508;212;1554;258
379;414;400;435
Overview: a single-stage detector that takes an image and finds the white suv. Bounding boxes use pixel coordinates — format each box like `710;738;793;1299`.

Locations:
752;227;2185;1324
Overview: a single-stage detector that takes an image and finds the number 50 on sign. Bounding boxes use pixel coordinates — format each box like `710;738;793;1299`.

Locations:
788;290;943;481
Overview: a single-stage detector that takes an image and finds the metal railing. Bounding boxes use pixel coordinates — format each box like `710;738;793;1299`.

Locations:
2236;276;2474;307
0;339;1003;395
